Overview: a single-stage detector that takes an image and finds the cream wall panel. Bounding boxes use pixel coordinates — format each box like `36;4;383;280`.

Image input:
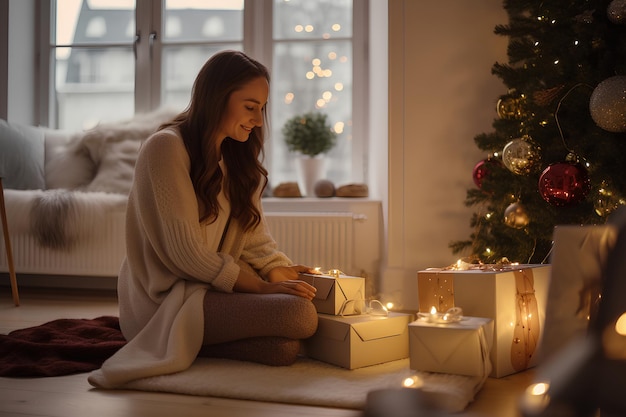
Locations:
384;0;508;310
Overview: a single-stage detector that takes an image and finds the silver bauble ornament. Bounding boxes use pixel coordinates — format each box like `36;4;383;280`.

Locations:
502;136;541;175
608;0;626;24
589;76;626;133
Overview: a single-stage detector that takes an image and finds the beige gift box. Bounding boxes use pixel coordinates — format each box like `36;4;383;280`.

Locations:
299;273;366;315
304;312;412;369
409;316;494;377
417;264;551;377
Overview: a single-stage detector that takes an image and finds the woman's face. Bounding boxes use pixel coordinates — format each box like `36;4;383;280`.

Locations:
218;76;269;144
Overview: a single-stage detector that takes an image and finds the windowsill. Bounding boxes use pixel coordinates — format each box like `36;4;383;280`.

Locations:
262;197;381;213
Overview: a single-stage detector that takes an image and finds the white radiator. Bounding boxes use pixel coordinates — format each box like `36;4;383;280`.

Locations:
264;212;358;273
0;211;126;277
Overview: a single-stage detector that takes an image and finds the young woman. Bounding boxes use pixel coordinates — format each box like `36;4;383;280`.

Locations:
89;50;318;389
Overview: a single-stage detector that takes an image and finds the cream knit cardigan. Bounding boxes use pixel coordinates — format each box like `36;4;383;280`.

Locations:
88;129;291;388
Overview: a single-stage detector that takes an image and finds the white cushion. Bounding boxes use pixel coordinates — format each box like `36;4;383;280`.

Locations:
0;119;45;190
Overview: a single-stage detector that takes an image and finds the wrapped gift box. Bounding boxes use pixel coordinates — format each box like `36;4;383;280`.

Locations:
542;225;616;361
299;272;366;315
304;312;412;369
409;316;494;377
417;264;551;377
417;270;455;313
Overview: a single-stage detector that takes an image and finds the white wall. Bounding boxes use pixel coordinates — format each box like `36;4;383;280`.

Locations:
382;0;508;310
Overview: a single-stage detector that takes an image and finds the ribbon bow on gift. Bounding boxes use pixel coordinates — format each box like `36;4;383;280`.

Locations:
338;298;389;317
417;306;464;324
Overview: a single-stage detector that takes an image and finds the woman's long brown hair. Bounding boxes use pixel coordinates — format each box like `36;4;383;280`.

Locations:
161;50;270;231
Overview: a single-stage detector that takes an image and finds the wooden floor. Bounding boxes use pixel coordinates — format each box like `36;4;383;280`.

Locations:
0;286;534;417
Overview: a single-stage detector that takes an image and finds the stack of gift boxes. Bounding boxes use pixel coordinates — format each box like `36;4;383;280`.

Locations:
414;264;551;378
300;264;551;379
300;271;413;369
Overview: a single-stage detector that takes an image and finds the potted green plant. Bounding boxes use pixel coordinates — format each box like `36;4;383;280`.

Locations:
282;112;337;196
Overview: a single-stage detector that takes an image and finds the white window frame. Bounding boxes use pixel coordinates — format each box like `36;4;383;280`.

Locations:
37;0;369;185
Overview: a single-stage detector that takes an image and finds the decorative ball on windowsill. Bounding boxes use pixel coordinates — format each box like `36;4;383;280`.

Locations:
314;179;335;198
272;182;302;198
336;183;369;198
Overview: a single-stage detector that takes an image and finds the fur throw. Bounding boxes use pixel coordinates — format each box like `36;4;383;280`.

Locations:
50;108;178;195
23;109;178;249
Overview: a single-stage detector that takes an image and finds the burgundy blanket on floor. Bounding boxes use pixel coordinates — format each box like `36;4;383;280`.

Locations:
0;316;126;377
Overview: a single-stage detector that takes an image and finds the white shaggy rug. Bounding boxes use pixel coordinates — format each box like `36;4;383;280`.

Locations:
121;357;485;412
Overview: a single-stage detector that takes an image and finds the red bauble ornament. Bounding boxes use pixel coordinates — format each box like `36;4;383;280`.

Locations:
472;158;499;188
538;162;591;206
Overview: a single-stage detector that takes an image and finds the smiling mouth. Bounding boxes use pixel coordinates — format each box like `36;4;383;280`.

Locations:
242;126;252;132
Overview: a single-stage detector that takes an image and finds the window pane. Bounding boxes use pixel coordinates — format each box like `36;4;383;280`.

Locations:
56;0;136;45
56;46;135;130
162;43;242;110
162;1;244;109
273;0;352;40
54;0;136;130
270;40;353;187
164;1;243;42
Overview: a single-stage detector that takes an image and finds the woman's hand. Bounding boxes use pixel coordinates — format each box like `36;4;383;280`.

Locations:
260;280;317;300
233;265;317;300
267;265;317;282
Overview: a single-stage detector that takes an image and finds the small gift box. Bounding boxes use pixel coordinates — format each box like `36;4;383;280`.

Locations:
299;272;366;315
417;264;551;377
409;314;494;377
304;311;413;369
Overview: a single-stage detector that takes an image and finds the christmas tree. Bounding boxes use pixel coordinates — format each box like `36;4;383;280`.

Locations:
450;0;626;264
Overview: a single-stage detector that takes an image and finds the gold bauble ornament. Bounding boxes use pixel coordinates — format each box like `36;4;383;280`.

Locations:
594;181;626;217
504;202;530;229
497;96;526;119
502;135;542;175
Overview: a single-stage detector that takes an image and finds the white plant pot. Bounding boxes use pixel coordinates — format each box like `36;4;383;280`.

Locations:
296;156;328;197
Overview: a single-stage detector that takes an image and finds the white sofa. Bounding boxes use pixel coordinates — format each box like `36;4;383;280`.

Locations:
0;110;176;279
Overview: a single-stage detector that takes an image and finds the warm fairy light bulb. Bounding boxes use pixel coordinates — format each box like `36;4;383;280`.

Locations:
530;382;549;396
385;302;395;310
616;313;626;336
403;375;424;389
520;381;551;413
430;306;437;315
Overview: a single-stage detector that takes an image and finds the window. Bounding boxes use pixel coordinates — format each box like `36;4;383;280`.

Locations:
46;0;368;187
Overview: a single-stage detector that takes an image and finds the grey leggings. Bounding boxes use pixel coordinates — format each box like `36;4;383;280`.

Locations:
200;291;318;365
